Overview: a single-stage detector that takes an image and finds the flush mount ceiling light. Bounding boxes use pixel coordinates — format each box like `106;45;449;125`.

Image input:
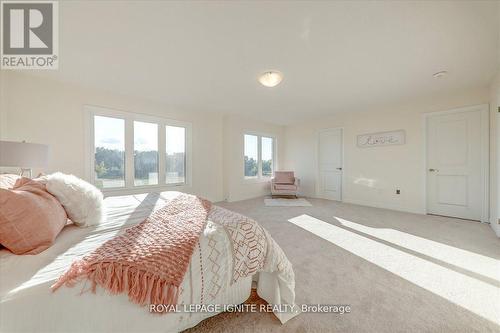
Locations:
258;71;283;87
432;70;448;78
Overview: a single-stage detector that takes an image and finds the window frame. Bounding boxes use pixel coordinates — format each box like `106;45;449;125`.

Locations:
243;132;277;182
84;105;192;195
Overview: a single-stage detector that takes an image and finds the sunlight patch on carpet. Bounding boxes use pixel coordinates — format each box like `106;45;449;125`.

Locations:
335;217;499;282
287;214;500;325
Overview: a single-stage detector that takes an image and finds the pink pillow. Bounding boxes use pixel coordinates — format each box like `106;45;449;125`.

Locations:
274;171;295;184
0;174;21;189
0;178;68;255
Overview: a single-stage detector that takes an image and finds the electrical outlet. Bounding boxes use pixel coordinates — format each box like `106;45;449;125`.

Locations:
396;189;401;195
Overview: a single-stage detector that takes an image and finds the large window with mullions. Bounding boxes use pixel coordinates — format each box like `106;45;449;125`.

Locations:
87;106;191;192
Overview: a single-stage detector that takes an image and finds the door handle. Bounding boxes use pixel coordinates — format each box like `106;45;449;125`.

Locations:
429;168;439;172
336;167;343;171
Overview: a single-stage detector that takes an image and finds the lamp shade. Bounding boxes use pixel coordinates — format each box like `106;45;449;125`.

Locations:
0;141;49;168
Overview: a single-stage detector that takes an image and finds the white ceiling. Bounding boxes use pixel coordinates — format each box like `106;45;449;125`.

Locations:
29;1;499;125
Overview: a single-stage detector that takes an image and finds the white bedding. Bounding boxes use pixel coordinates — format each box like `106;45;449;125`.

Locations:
0;191;298;333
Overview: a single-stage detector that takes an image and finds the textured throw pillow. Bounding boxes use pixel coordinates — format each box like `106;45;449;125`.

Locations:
0;178;68;255
45;172;105;227
0;174;21;189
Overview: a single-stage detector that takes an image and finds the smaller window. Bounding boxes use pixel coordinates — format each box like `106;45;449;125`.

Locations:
244;133;275;179
244;134;259;178
261;136;274;177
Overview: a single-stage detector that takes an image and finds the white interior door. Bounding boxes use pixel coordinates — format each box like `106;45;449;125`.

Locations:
426;109;484;221
318;128;343;201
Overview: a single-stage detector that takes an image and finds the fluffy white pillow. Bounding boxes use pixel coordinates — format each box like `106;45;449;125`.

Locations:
45;172;105;227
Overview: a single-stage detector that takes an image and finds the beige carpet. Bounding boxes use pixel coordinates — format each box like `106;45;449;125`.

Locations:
186;197;500;333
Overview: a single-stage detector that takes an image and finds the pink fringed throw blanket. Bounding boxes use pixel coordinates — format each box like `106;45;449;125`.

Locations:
52;193;212;306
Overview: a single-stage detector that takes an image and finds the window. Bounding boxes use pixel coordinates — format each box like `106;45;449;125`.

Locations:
244;133;275;179
134;121;158;186
244;134;258;178
261;136;273;177
94;116;125;188
87;106;191;192
165;125;185;184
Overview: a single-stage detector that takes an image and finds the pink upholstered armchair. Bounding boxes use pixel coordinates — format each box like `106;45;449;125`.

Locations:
271;171;300;198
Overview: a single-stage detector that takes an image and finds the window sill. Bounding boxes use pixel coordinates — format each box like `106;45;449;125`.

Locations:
100;183;189;197
243;177;272;184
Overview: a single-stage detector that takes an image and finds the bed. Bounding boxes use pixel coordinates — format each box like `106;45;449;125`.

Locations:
0;191;298;332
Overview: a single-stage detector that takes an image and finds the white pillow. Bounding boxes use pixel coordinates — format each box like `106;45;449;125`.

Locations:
45;172;105;227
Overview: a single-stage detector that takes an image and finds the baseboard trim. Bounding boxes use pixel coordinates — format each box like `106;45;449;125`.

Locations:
342;198;424;215
489;218;500;237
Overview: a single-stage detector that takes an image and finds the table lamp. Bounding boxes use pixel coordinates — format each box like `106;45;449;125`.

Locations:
0;140;49;178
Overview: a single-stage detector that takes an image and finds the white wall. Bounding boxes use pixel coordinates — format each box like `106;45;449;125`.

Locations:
0;72;225;202
488;2;500;235
0;71;7;139
223;114;285;202
284;88;489;214
490;71;500;236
